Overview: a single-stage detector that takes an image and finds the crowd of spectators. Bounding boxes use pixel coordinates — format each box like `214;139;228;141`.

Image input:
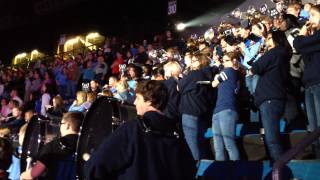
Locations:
1;0;320;178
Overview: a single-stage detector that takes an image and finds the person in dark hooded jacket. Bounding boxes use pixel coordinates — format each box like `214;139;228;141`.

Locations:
84;80;196;180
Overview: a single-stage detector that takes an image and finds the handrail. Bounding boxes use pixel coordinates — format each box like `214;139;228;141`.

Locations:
272;127;320;180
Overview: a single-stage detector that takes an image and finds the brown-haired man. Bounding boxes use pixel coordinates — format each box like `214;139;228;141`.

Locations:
20;112;84;180
85;80;196;180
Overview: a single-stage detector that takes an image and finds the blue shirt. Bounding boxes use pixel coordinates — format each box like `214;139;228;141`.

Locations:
242;37;264;69
214;68;239;114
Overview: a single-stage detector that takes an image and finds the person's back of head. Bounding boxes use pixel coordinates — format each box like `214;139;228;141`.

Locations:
151;64;165;80
76;91;87;106
164;61;182;79
287;2;301;17
61;112;84;134
135;80;168;112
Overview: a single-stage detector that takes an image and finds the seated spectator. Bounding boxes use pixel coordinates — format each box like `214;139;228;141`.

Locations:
98;87;113;97
108;76;118;93
46;95;67;123
1;98;11;118
111;51;125;76
30;69;42;94
20;112;84;180
40;83;52;117
68;91;87;112
10;88;23;107
94;56;108;85
1;100;20;122
0;79;4;98
0;107;25;135
83;92;97;110
90;80;101;94
142;64;152;80
82;60;95;83
113;79;129;102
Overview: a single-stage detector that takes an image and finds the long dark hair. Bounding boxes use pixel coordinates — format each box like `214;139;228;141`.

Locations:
271;30;292;53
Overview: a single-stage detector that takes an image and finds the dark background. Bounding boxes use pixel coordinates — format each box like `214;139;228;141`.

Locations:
0;0;233;64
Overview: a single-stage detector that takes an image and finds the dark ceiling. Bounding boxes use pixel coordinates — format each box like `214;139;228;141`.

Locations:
0;0;229;64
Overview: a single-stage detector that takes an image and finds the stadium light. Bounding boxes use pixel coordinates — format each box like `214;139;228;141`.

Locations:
176;23;186;31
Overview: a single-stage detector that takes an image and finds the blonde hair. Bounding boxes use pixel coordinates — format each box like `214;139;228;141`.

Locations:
76;91;87;106
87;92;97;103
164;61;182;79
116;80;129;93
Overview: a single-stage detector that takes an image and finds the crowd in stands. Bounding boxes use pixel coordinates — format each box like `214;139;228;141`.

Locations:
1;0;320;179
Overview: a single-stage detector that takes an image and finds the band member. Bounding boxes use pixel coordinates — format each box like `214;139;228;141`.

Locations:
251;30;292;161
84;80;196;180
211;52;241;161
293;4;320;157
20;112;84;180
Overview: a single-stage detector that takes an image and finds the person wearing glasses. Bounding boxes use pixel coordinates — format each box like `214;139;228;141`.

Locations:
211;52;241;161
20;112;84;180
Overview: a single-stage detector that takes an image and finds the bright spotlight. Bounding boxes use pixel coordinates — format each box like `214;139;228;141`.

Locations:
176;23;186;31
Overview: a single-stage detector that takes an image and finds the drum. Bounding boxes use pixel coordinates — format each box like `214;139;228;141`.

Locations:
20;115;60;171
20;115;44;171
75;97;137;179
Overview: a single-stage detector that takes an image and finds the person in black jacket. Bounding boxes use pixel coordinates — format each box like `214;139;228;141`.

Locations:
293;5;320;157
20;112;83;180
0;107;25;135
163;61;182;122
84;80;196;180
251;30;292;161
178;53;218;161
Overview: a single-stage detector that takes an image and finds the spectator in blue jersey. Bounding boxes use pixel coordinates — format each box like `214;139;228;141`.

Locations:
211;52;240;161
68;91;87;112
238;22;267;122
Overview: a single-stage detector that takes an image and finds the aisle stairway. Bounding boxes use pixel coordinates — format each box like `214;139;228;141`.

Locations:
200;122;320;179
197;159;320;180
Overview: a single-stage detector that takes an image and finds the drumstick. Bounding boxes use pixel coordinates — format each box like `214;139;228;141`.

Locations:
26;157;32;170
196;81;211;85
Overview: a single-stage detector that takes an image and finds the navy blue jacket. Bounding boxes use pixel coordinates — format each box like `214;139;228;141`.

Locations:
163;77;180;121
293;30;320;88
84;111;196;180
214;68;239;114
178;67;218;117
252;46;291;106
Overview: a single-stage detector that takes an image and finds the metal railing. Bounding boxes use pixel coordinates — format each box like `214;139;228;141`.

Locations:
272;127;320;180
